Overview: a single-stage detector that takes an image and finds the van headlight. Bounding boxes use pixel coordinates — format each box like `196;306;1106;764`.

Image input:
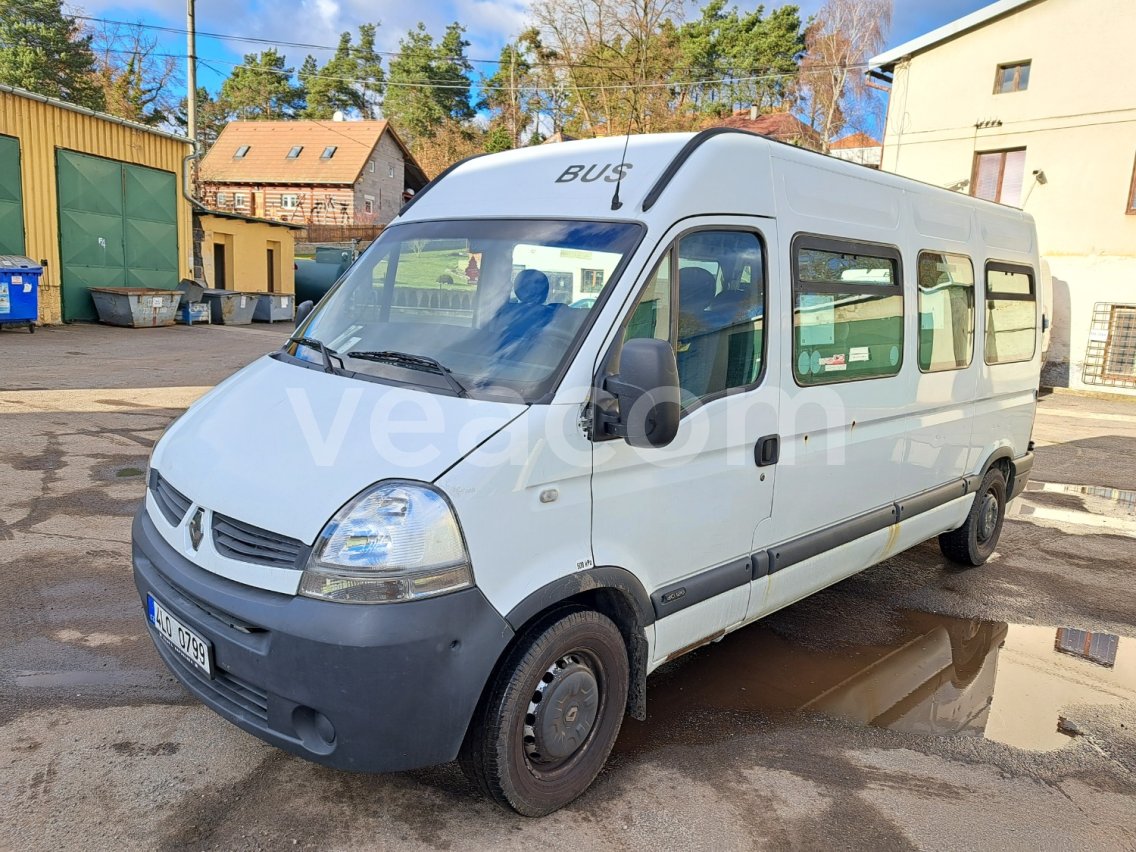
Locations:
299;482;473;604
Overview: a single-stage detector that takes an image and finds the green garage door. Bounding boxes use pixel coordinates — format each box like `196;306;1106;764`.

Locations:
57;151;178;321
0;135;25;255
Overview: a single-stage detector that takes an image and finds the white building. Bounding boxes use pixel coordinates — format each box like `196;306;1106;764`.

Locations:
869;0;1136;393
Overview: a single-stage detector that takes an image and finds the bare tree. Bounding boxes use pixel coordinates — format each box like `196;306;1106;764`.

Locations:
801;0;892;151
530;0;686;136
89;19;181;126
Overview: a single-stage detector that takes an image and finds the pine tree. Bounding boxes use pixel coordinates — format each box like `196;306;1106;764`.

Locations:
384;22;474;141
353;24;385;119
220;49;304;119
0;0;104;109
301;33;362;119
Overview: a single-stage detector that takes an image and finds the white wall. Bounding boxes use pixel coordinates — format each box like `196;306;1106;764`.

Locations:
878;0;1136;394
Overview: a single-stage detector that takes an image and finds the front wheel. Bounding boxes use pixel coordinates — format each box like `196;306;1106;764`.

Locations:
459;608;629;817
939;468;1007;567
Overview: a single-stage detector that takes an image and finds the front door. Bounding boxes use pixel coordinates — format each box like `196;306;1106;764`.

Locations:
591;218;780;664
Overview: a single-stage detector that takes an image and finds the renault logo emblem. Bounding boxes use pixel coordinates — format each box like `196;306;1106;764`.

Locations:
188;508;205;551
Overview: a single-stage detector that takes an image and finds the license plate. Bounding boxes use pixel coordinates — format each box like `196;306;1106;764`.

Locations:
147;594;213;676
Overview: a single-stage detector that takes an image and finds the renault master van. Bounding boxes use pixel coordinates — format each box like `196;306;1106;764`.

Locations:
134;128;1040;816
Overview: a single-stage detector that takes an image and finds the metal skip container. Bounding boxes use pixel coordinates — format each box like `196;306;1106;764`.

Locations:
89;288;181;327
253;293;295;322
201;289;258;325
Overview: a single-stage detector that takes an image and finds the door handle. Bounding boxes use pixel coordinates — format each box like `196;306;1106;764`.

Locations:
755;434;780;467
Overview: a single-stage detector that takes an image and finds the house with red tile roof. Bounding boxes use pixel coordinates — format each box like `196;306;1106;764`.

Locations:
197;119;428;227
829;132;883;168
706;108;823;150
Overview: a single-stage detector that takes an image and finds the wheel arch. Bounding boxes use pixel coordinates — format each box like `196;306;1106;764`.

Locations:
497;567;653;721
976;446;1016;496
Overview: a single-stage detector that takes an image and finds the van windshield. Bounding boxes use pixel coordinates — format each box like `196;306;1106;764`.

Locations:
290;219;644;402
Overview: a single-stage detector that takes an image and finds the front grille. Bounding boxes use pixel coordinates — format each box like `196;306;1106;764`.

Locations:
161;642;269;722
150;472;192;525
212;512;305;569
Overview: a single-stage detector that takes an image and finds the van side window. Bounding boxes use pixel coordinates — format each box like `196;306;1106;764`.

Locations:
623;250;671;343
622;230;766;406
985;262;1036;364
918;251;975;372
792;236;903;385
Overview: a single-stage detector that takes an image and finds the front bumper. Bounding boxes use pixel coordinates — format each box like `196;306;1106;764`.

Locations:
132;508;514;772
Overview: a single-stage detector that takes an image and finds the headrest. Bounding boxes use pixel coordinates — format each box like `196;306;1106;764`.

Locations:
679;266;717;312
513;269;550;304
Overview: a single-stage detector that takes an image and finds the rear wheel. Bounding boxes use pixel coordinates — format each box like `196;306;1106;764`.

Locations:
459;608;629;817
939;468;1007;567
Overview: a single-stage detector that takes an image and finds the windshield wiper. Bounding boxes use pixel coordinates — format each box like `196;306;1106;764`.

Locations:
291;337;345;374
347;350;469;397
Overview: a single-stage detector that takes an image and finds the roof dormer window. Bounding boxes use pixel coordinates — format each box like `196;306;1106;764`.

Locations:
321;146;337;159
286;146;303;159
234;145;250;159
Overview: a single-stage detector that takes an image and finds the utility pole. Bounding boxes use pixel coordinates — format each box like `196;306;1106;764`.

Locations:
186;0;198;158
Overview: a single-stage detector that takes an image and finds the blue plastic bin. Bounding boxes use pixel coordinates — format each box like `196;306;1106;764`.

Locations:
0;256;42;333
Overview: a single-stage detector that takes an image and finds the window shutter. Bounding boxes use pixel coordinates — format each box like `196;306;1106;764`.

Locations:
1000;150;1027;206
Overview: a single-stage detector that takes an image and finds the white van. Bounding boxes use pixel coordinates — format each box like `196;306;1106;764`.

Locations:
134;130;1040;816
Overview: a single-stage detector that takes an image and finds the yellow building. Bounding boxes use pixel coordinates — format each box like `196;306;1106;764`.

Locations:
196;210;298;294
869;0;1136;394
0;84;194;324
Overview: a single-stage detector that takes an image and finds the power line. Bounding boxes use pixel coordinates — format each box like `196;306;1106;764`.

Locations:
184;50;872;94
72;12;836;78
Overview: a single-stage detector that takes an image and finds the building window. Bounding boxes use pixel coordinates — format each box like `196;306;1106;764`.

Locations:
215;191;228;205
280;193;299;210
994;61;1030;93
972;149;1026;206
918;251;975;372
363;197;374;215
1083;303;1136;387
984;262;1036;365
1128;151;1136;214
581;268;605;293
792;236;903;385
321;146;337;159
369;160;375;173
286;146;303;159
233;192;248;208
234;145;250;159
388;164;395;178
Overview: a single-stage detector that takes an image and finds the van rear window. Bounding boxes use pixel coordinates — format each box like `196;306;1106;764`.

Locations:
792;237;903;385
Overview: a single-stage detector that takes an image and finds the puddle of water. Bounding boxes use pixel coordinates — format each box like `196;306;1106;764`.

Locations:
616;610;1136;755
1009;481;1136;537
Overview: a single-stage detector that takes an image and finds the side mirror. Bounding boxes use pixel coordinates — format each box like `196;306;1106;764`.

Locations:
602;338;681;448
295;300;315;328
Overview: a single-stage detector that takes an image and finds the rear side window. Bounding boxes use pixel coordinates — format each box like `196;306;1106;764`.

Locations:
918;251;975;372
792;236;903;385
985;262;1036;364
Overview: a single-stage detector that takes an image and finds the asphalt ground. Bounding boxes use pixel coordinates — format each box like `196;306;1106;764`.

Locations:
2;323;1134;851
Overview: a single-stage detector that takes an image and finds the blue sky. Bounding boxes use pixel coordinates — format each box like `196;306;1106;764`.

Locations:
69;0;995;99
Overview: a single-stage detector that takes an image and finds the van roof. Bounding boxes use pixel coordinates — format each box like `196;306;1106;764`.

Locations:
396;130;1035;233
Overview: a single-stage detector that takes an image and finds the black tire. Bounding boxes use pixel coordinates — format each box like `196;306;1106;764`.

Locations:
27;322;34;333
459;608;629;817
939;467;1007;567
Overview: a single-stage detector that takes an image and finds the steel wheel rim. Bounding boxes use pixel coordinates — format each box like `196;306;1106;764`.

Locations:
522;648;607;778
978;492;999;542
